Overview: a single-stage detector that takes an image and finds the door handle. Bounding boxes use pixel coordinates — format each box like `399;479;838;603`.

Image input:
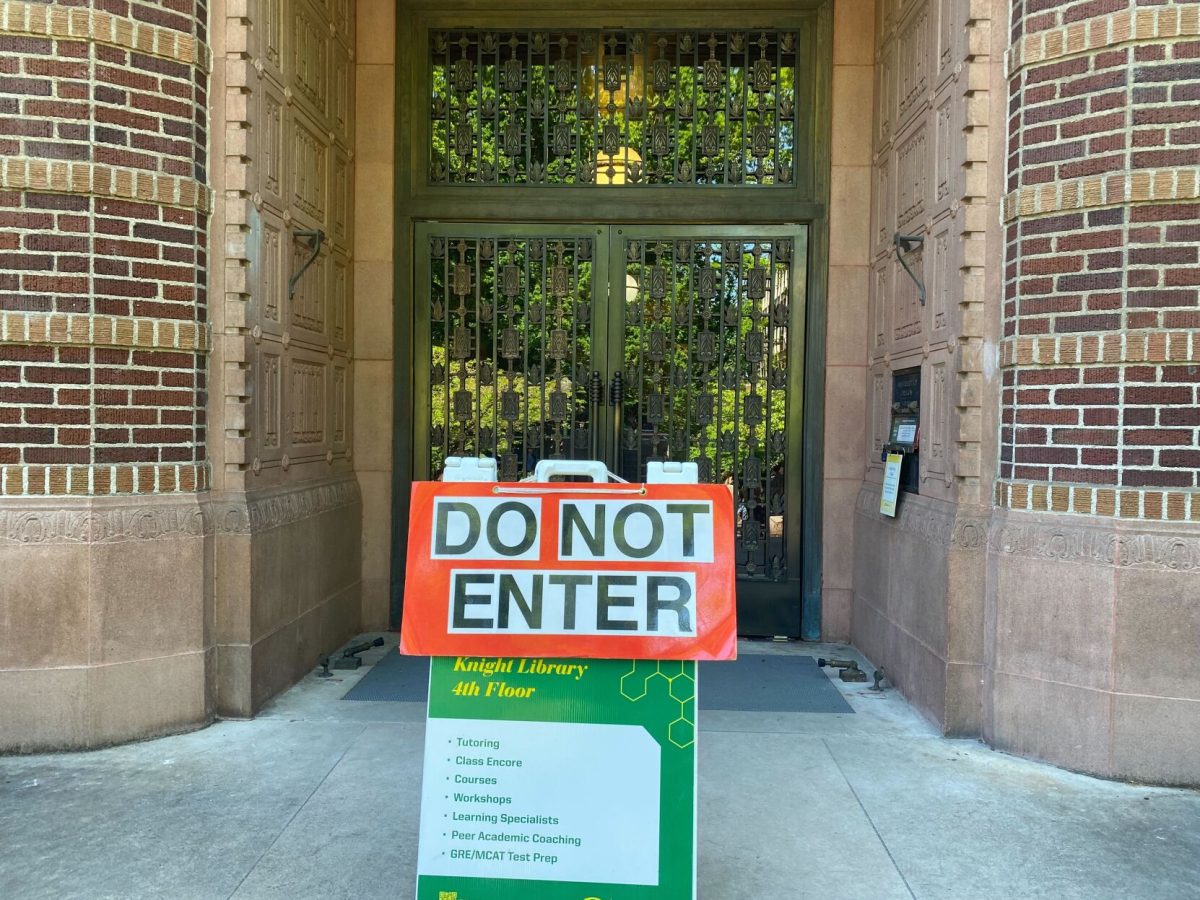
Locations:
588;370;604;407
607;370;624;474
588;370;603;461
608;370;624;407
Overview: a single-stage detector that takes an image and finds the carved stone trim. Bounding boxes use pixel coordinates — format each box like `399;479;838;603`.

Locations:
0;475;362;544
855;484;988;551
210;476;361;535
0;495;210;545
0;0;213;72
989;507;1200;572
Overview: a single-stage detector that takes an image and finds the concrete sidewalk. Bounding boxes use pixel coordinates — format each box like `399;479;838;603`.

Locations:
2;636;1198;900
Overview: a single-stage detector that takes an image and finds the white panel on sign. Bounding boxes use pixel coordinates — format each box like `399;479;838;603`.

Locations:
447;569;699;636
432;497;542;561
646;460;699;483
532;459;609;483
418;718;661;885
443;456;499;482
558;500;715;563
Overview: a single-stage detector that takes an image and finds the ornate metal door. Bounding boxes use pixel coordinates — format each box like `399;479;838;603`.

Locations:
605;226;806;636
414;225;609;483
414;223;807;637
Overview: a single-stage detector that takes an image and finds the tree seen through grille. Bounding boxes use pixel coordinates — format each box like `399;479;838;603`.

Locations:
430;30;800;186
428;235;598;483
617;238;793;579
424;229;800;583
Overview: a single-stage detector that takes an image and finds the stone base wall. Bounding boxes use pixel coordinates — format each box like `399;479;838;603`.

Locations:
0;476;366;748
212;476;361;716
857;488;1200;786
853;485;987;734
985;507;1200;785
0;494;213;751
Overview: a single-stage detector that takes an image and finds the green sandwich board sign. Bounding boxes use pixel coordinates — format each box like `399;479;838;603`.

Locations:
402;457;736;900
415;656;697;900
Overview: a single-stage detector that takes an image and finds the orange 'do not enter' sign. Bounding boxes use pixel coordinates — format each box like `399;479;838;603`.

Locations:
400;480;737;661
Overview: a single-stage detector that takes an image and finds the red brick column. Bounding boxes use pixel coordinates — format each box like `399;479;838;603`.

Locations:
986;0;1200;786
999;0;1200;519
0;0;210;496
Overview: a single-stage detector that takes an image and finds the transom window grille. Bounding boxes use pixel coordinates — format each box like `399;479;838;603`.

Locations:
430;30;800;187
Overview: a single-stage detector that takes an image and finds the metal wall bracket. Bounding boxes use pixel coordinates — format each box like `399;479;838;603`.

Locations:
893;232;926;306
288;227;326;299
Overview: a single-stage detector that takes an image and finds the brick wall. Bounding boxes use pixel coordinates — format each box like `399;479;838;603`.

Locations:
0;0;210;495
1000;0;1200;519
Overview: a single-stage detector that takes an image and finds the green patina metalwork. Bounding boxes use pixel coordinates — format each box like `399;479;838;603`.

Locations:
391;0;834;640
429;28;800;188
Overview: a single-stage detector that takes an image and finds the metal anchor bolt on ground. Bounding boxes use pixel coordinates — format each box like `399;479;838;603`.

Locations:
332;637;385;670
817;656;869;683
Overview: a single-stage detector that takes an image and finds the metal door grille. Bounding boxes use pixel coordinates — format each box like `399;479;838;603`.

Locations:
417;224;806;632
426;234;598;481
617;236;795;580
430;29;800;187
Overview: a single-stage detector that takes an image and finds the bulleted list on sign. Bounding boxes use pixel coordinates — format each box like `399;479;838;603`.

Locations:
417;718;661;885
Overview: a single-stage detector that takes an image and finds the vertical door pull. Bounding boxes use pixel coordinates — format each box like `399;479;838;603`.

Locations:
609;370;624;406
588;370;604;462
588;370;604;407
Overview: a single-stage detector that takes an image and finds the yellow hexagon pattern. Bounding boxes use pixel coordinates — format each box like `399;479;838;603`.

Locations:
620;661;696;749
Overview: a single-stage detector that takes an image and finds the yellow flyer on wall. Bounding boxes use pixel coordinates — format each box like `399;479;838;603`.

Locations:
880;453;903;518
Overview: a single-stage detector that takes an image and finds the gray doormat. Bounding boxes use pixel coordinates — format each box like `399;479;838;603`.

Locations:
698;654;853;714
343;651;851;713
342;651;429;702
